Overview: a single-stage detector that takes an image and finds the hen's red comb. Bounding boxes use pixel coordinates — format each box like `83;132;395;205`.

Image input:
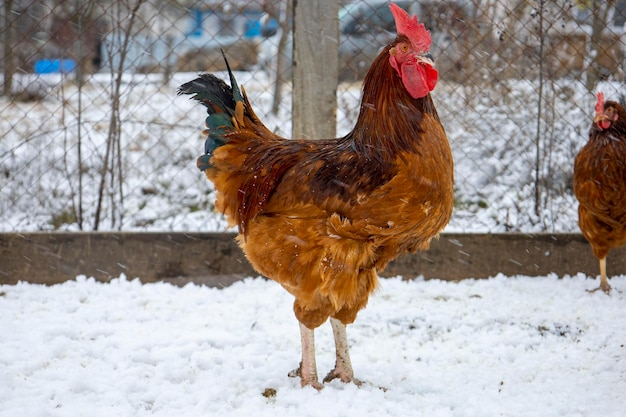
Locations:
390;2;432;52
596;92;605;114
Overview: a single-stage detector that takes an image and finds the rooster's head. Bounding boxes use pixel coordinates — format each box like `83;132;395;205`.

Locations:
388;2;438;99
594;92;619;131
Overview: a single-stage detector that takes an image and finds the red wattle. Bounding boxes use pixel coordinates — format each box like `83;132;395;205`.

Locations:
389;55;439;99
401;62;438;99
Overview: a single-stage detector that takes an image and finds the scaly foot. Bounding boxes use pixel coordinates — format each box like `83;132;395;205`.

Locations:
324;317;362;386
587;281;611;294
323;367;363;386
289;362;323;390
588;259;611;294
293;323;324;389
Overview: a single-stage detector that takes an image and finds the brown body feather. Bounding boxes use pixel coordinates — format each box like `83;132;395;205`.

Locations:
205;38;454;328
574;101;626;261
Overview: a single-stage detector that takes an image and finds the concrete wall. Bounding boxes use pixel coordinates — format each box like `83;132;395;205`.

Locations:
2;233;624;287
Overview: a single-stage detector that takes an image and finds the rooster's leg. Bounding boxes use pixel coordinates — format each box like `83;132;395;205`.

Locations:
588;257;612;294
289;322;323;389
324;317;361;385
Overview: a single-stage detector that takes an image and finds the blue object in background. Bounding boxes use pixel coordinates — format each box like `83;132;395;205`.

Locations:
244;20;261;38
188;8;204;37
34;59;76;74
261;18;279;37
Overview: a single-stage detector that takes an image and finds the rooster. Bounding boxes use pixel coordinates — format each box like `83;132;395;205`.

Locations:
574;92;626;294
179;3;454;388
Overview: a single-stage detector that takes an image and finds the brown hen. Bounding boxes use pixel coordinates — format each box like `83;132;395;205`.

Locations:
574;92;626;294
179;3;454;388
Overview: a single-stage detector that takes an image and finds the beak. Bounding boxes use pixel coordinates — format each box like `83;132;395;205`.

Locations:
593;114;606;126
594;112;616;131
416;53;435;67
594;114;606;125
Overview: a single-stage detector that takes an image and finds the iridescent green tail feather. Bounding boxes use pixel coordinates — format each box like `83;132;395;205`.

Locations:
178;51;244;171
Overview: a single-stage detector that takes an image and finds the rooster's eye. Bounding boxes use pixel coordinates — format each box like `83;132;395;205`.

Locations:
400;44;409;52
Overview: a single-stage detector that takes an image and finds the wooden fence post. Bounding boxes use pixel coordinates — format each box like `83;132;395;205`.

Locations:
292;0;339;139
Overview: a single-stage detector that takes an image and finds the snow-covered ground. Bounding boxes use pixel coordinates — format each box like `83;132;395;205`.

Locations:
1;71;623;233
1;274;624;417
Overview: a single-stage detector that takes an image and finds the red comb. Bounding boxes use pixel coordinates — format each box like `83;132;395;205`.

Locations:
596;92;605;114
389;2;432;52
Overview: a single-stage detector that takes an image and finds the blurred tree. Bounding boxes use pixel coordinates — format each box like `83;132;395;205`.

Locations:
265;0;291;116
583;0;616;92
2;0;16;96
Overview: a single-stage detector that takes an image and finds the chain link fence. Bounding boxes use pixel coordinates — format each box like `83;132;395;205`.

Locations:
1;0;625;233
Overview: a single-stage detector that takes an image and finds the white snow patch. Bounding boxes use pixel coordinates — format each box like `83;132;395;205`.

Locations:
1;274;624;416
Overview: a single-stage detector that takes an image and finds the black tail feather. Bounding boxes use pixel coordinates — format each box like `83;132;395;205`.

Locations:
178;51;244;171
